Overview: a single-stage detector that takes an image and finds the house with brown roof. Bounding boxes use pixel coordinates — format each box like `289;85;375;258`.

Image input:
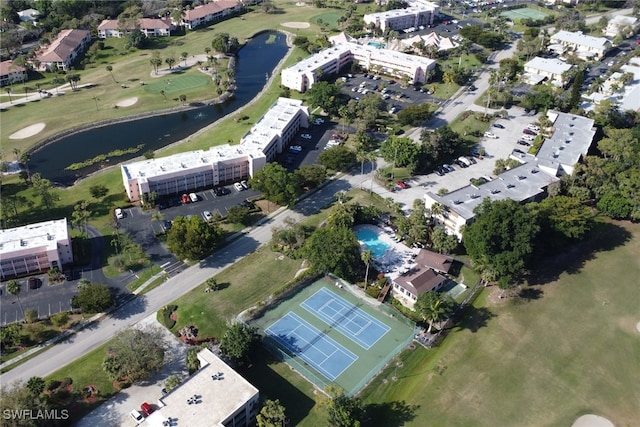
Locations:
176;0;243;30
414;249;454;274
97;18;173;38
0;60;27;87
34;29;91;72
392;267;448;308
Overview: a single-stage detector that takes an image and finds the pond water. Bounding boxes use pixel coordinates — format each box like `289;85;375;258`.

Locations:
29;31;289;185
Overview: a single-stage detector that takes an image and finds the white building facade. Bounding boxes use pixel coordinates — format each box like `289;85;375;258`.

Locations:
34;29;92;71
0;219;72;279
97;18;173;38
604;15;638;38
523;56;573;87
121;98;309;203
176;0;242;30
0;60;27;86
281;39;435;93
549;30;611;60
363;0;439;32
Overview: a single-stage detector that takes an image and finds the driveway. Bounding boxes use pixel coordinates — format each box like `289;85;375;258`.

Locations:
75;315;188;427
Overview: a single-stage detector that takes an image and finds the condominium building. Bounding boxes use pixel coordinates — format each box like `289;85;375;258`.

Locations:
34;29;92;72
0;219;72;279
281;37;435;92
97;18;173;38
549;30;611;61
523;56;573;87
425;111;595;239
176;0;243;30
363;0;439;32
604;15;638;38
0;60;27;86
142;348;259;427
121;98;309;203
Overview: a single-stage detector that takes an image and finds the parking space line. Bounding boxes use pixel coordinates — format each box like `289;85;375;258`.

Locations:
201;192;209;201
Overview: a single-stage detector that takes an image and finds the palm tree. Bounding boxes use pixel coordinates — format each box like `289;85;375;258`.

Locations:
106;65;116;83
12;148;21;162
415;291;454;333
204;47;211;57
179;94;187;104
5;87;12;103
361;249;373;289
165;57;176;70
160;90;166;101
7;280;25;320
181;51;188;66
150;57;162;75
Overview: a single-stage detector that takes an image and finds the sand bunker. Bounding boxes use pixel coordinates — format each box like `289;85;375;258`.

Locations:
281;22;310;29
9;123;46;139
636;321;640;333
572;415;615;427
116;97;138;107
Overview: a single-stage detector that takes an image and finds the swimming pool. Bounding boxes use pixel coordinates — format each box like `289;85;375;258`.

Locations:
367;41;386;49
356;228;391;258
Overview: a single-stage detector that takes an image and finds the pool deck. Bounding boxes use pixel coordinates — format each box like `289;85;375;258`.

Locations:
354;224;420;284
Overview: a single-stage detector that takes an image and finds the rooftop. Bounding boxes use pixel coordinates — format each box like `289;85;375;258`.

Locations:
182;0;240;21
98;18;172;31
393;267;447;296
536;110;595;169
0;60;26;75
524;56;573;75
365;0;438;20
550;30;611;50
0;219;69;254
143;349;258;427
36;29;90;63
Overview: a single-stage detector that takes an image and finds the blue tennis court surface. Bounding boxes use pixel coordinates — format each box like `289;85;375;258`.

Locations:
301;288;390;349
265;312;357;381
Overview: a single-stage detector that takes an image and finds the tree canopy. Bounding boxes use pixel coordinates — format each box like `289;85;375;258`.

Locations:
103;327;166;384
326;387;363;427
257;399;287;427
305;81;344;116
249;163;301;207
380;136;421;169
304;227;362;282
318;145;356;171
166;215;224;260
71;283;114;314
414;291;456;333
219;323;259;366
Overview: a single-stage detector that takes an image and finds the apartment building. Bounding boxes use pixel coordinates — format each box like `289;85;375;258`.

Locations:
176;0;242;30
549;30;611;61
0;219;72;279
281;37;435;92
121;98;309;203
363;0;439;32
604;15;638;38
523;56;573;87
0;60;27;87
97;18;173;38
142;349;259;427
34;29;92;72
425;111;595;239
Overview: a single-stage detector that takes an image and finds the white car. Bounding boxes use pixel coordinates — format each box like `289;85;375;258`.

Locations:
189;193;198;203
521;134;535;141
203;211;213;221
130;409;144;424
234;182;244;192
527;124;540;132
115;208;124;220
300;134;312;139
484;132;499;139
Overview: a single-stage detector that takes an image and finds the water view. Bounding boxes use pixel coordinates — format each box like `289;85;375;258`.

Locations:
30;31;289;185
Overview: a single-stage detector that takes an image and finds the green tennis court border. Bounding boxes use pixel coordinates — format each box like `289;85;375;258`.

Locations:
500;7;550;21
250;276;418;396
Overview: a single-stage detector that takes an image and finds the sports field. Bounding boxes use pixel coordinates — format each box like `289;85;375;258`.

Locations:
251;277;417;396
144;74;212;96
501;7;550;21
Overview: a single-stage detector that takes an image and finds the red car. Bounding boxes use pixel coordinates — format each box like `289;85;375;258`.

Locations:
181;194;190;204
140;402;153;417
396;180;409;189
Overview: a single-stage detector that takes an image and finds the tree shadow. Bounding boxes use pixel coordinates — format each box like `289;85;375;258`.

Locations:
453;305;495;333
514;286;543;303
363;400;419;427
527;221;632;286
109;294;148;320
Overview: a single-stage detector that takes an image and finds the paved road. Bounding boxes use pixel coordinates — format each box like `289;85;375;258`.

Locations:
0;175;353;386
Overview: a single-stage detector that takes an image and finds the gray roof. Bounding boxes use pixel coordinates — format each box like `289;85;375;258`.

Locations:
550;30;611;50
536;110;595;171
524;56;572;75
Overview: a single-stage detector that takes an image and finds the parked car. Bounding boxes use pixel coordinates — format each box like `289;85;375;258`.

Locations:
240;180;249;190
522;128;537;135
300;133;312;139
28;277;41;289
484;132;499;139
458;156;472;167
115;208;124;219
396;180;409;189
213;187;229;196
130;409;144;424
234;182;244;192
493;123;505;129
521;134;535;142
140;402;154;417
454;159;468;168
434;167;444;176
163;221;172;231
203;211;213;221
517;140;531;146
189;193;198;203
181;194;190;204
443;164;455;173
526;124;540;132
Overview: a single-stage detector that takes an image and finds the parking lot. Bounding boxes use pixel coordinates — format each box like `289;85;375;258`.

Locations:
383;106;541;211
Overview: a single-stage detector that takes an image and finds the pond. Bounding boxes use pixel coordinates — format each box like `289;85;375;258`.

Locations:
29;31;289;185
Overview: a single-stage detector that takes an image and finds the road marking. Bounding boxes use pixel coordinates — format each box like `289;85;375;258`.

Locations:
160;262;171;268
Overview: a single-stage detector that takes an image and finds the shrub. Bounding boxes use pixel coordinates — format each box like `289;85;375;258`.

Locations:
159;305;177;329
60;377;73;388
50;312;70;328
24;308;39;324
46;380;61;392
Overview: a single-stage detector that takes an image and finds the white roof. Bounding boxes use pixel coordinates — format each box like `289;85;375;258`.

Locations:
550;30;610;50
142;349;258;427
0;219;69;254
607;15;638;27
525;56;572;75
364;0;438;21
536;110;595;170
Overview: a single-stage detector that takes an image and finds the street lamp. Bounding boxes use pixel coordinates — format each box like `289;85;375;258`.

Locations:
93;96;100;111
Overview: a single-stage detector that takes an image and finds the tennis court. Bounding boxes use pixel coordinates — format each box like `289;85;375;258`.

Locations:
252;276;418;395
265;312;358;381
501;8;549;21
301;288;390;350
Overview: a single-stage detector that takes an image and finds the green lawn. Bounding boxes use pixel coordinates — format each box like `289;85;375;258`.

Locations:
358;220;640;427
144;73;212;96
449;112;492;146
